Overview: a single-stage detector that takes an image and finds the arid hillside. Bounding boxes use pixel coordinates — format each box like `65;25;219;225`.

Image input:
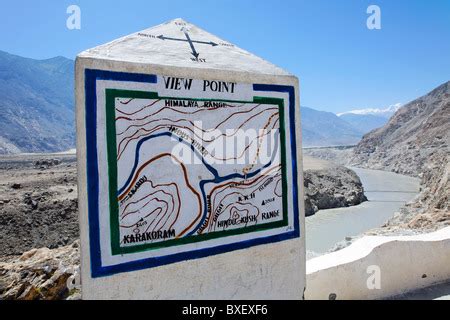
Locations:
350;81;449;230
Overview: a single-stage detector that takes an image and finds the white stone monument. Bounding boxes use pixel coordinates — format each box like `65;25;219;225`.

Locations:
75;18;305;300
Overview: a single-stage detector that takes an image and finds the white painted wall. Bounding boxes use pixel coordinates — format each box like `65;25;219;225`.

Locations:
76;19;306;300
305;227;450;300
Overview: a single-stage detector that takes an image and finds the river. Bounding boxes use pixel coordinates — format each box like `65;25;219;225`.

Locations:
305;167;420;257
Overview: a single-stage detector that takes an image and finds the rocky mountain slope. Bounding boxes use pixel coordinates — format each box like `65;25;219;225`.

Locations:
350;81;449;176
0;51;75;154
350;81;450;230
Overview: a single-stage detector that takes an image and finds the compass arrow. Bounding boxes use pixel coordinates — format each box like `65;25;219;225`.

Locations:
184;32;199;59
157;35;186;42
157;34;218;47
157;32;219;59
193;40;218;46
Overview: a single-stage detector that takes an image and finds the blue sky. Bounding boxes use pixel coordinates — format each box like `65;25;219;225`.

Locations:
0;0;449;113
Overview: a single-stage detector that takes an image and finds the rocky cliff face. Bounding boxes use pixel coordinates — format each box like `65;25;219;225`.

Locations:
304;166;367;216
383;150;449;231
350;81;450;230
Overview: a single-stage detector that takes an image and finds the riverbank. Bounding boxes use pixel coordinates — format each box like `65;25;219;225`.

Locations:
305;145;449;235
306;167;420;256
349;81;449;235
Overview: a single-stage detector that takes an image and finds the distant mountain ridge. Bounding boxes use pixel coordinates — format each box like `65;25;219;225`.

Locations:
338;113;389;134
301;106;363;147
0;50;75;154
301;104;405;147
334;104;403;136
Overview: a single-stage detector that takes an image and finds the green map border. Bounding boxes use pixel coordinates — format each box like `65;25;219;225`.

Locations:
105;89;289;255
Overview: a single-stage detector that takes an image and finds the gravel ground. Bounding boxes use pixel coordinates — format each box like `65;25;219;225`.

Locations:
0;154;78;257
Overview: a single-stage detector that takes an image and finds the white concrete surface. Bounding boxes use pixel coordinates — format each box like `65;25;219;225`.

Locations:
78;18;292;77
391;281;450;300
305;226;450;300
76;18;305;299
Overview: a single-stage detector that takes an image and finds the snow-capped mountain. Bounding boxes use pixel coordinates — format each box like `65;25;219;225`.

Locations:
337;103;402;118
338;113;389;134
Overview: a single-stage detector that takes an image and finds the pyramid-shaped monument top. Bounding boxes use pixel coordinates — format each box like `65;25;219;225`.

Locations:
78;18;292;76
